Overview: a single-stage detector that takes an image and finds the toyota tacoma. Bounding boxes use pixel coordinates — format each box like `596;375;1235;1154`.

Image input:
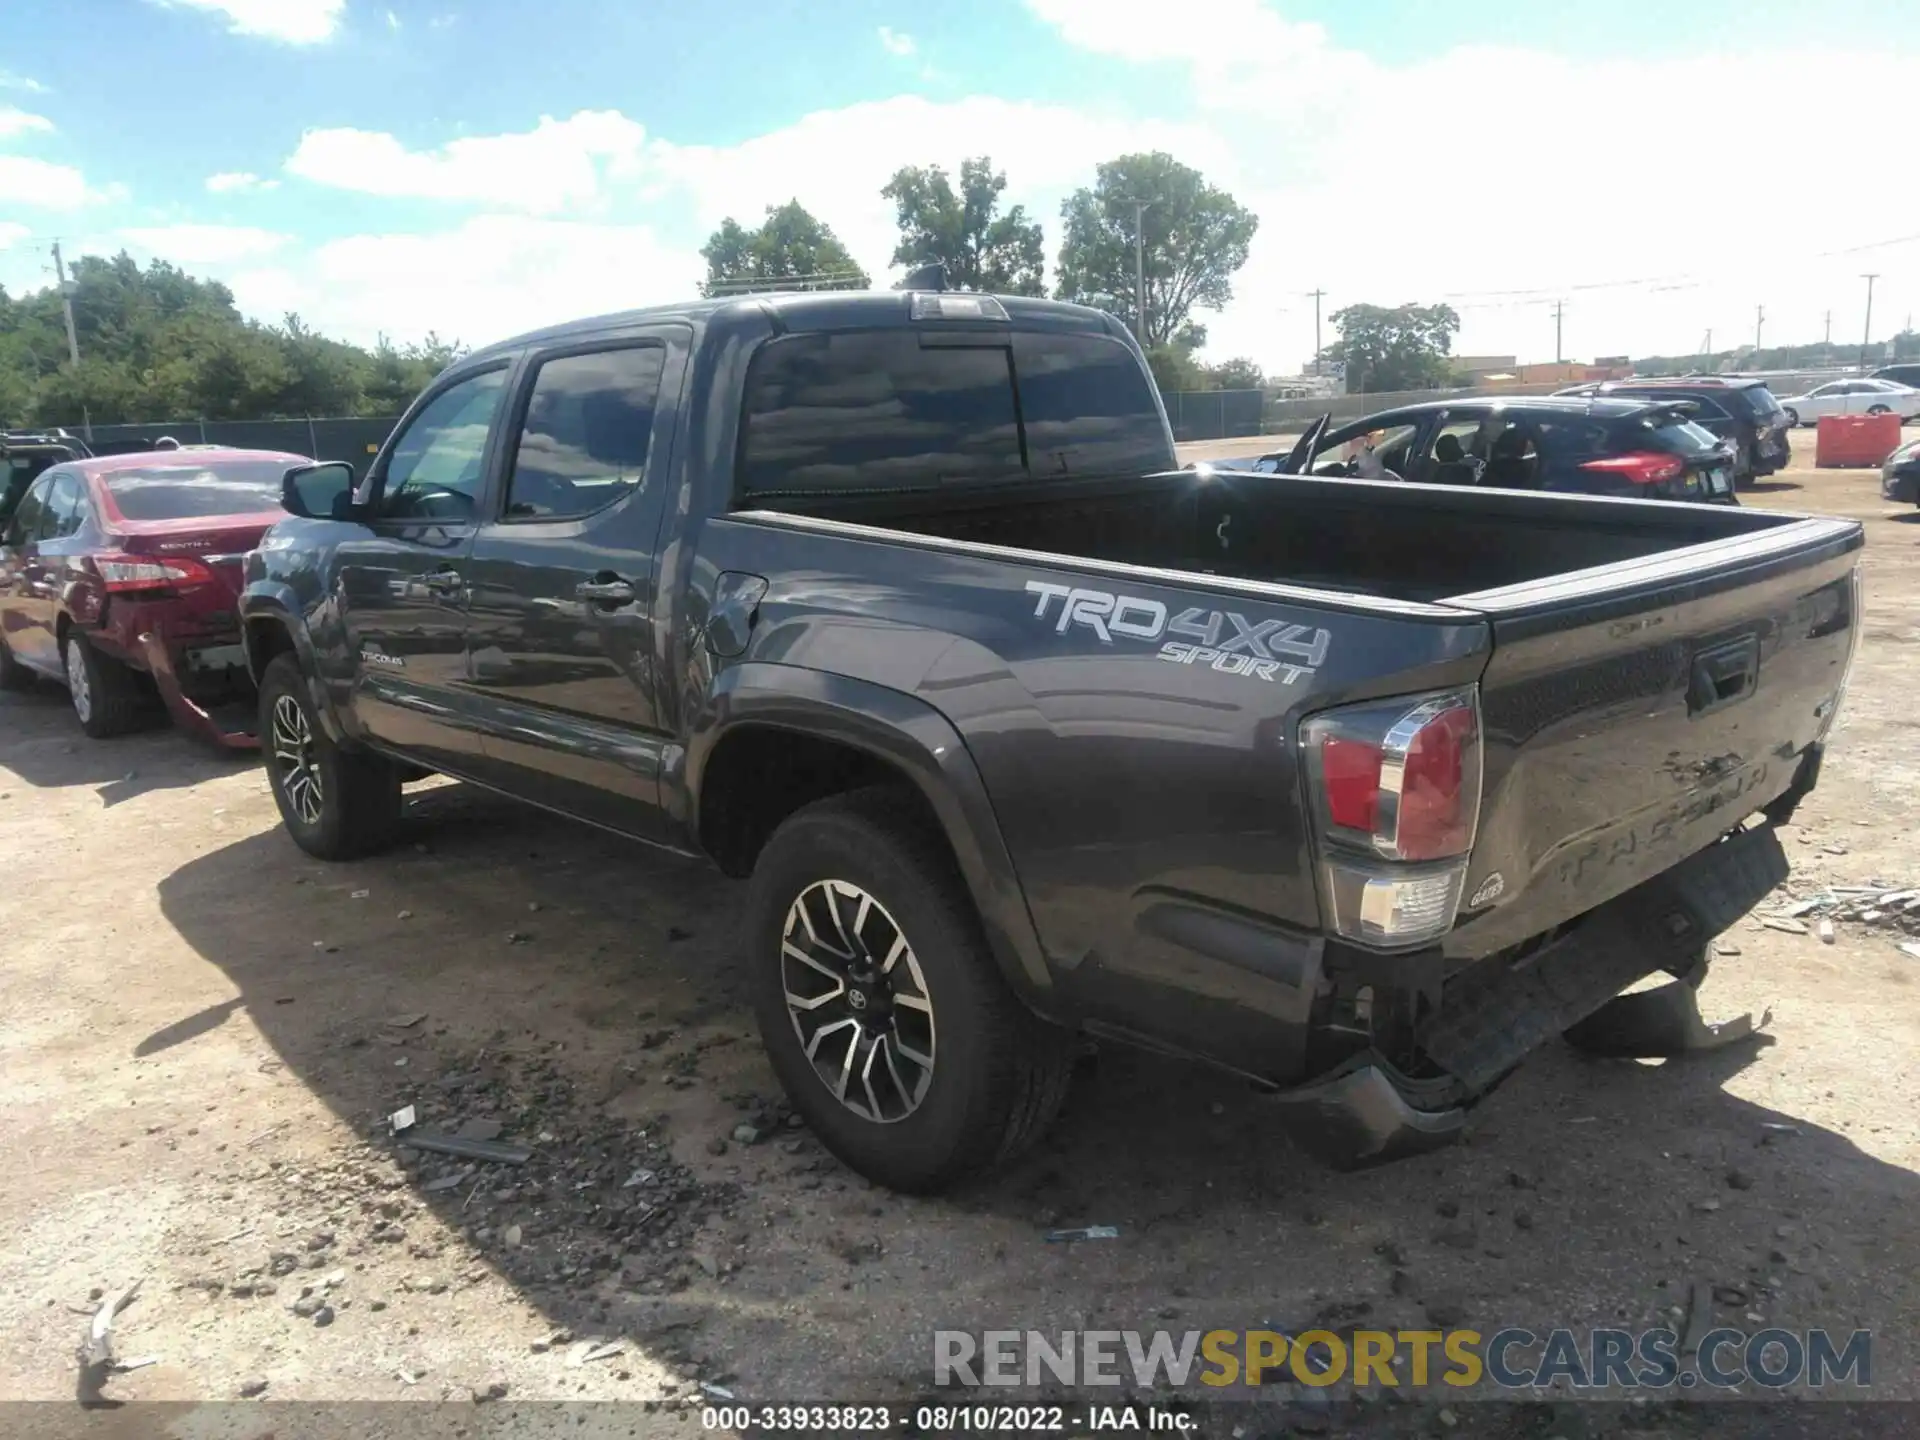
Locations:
239;285;1862;1193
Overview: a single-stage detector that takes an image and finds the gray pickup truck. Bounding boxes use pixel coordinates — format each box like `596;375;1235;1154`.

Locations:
239;287;1862;1193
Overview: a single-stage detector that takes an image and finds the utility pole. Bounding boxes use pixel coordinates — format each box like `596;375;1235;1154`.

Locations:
1861;273;1879;370
1824;310;1832;346
1131;201;1151;349
51;241;80;367
1306;288;1326;373
1754;304;1764;353
1553;300;1565;364
1703;328;1712;357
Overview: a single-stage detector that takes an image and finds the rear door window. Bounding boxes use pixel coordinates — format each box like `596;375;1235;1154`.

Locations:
504;344;667;521
40;473;86;538
3;475;50;547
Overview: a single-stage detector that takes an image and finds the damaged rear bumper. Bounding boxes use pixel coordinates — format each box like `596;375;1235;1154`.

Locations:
1268;822;1788;1170
136;625;260;751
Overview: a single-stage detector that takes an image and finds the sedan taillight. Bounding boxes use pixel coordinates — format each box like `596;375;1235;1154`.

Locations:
1579;452;1686;486
1301;687;1483;949
92;552;218;593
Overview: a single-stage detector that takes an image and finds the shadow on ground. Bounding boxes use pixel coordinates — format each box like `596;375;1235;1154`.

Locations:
150;782;1919;1422
0;683;247;803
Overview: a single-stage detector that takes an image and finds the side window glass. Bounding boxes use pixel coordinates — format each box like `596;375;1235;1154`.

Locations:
5;477;50;548
380;368;508;522
504;345;667;521
41;475;84;539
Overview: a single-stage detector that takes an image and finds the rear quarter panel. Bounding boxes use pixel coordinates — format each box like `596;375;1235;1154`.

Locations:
690;512;1491;1070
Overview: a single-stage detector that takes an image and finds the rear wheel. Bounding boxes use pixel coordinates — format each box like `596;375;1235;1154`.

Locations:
62;631;142;738
1782;407;1800;427
745;787;1073;1194
1867;404;1891;416
259;653;401;859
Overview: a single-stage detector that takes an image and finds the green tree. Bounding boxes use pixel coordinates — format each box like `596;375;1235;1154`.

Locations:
699;201;870;297
1323;302;1461;394
1199;356;1265;391
881;156;1044;295
0;250;470;425
1054;152;1257;347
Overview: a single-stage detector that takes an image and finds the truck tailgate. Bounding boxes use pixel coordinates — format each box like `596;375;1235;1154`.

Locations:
1441;513;1862;961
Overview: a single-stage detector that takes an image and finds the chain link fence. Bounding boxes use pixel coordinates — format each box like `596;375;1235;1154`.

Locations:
75;415;398;466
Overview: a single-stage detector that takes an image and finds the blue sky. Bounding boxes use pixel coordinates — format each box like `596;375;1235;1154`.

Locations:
3;0;1918;372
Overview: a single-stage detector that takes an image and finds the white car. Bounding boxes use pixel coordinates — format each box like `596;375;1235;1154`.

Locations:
1776;377;1920;426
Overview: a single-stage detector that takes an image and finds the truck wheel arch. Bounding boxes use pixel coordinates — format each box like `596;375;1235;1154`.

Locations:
686;666;1056;1011
241;595;348;745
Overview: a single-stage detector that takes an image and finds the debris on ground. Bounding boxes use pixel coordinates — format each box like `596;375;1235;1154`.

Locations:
386;1013;427;1029
1044;1226;1119;1242
76;1277;142;1402
405;1132;532;1165
390;1105;417;1133
569;1339;626;1366
238;1376;269;1398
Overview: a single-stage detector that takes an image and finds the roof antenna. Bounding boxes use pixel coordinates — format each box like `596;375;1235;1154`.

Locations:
896;262;949;292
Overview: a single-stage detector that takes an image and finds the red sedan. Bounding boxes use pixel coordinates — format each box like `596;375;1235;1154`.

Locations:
0;448;305;748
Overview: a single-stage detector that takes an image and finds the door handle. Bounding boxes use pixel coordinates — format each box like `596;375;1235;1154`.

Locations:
576;576;637;606
422;568;464;596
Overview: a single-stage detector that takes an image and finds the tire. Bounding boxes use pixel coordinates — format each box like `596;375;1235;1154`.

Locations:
258;652;401;860
0;631;33;692
745;787;1073;1194
62;630;142;738
1782;407;1799;427
1867;405;1891;416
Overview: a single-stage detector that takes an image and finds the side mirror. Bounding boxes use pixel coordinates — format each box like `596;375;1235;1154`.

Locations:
281;461;358;521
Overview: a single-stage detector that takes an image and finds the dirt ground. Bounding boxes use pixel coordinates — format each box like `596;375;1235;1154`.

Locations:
2;438;1917;1436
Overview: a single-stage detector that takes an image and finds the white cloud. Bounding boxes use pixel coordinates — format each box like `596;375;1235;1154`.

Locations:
0;221;31;251
0;107;53;140
229;214;703;349
285;111;652;213
0;156;98;210
119;224;291;264
0;71;48;93
95;2;1919;374
153;0;344;44
877;26;916;58
205;169;279;193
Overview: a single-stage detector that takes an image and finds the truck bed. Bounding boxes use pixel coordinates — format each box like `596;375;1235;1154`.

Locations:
758;468;1810;605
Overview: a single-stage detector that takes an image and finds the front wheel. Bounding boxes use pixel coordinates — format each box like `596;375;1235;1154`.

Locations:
258;653;401;859
745;788;1072;1194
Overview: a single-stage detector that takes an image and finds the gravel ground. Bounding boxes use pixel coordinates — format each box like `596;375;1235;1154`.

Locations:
0;444;1915;1437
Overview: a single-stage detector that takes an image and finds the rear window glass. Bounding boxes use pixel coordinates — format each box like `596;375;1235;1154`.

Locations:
1012;332;1173;479
103;462;287;521
1735;385;1783;418
1527;417;1611;461
737;327;1170;497
1628;417;1723;454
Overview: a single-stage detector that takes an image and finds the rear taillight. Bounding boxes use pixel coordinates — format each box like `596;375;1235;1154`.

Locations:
91;551;218;593
1301;687;1483;950
1579;452;1685;485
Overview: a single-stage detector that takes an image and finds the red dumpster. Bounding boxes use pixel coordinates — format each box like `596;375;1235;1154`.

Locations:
1816;412;1904;468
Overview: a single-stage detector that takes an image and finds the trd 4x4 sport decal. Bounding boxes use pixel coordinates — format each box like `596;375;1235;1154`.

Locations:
1023;580;1330;685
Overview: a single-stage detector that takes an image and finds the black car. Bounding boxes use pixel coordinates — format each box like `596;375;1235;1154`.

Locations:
1882;433;1920;505
1;429;92;530
1557;378;1791;487
1210;395;1741;504
1871;363;1920;390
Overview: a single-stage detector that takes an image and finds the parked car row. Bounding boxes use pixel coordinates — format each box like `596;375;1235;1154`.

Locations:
1206;394;1743;503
